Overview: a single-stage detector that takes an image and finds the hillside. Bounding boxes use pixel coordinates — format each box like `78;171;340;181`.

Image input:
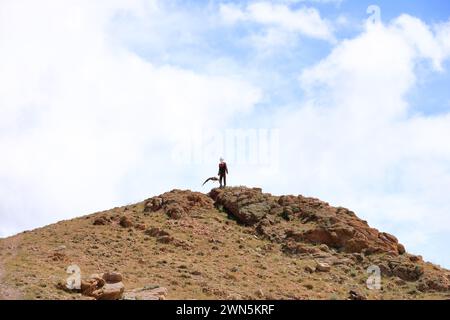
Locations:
0;187;449;300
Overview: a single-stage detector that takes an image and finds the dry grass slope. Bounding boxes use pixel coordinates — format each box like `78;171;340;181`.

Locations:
0;187;449;300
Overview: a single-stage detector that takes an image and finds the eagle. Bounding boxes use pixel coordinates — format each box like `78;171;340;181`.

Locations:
202;176;219;186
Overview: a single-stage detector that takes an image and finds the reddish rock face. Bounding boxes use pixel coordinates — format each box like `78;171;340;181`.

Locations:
209;187;403;256
418;274;450;292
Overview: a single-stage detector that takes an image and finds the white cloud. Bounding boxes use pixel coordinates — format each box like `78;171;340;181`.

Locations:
393;15;450;71
220;1;334;42
240;15;450;267
276;0;343;5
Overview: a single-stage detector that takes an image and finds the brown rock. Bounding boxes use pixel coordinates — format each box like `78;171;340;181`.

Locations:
135;223;146;231
417;274;450;292
209;187;273;225
93;216;108;225
318;244;330;252
102;272;123;284
165;203;185;219
388;262;424;281
409;255;423;263
282;241;317;255
144;197;163;212
144;190;214;219
119;216;133;228
92;282;125;300
304;265;316;273
255;289;265;298
145;227;170;238
348;290;367;300
156;235;175;244
211;186;402;256
397;243;406;255
49;252;67;262
304;283;314;290
286;223;398;255
316;262;331;272
81;276;105;296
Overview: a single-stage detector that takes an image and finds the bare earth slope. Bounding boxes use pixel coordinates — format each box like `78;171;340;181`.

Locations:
0;187;449;300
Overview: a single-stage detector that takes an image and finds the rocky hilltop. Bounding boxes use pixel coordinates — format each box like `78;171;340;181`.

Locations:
0;187;449;300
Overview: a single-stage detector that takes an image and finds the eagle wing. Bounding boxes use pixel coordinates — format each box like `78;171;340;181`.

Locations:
202;176;219;186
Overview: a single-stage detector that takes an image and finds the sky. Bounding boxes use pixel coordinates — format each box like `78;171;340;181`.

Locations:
1;0;450;268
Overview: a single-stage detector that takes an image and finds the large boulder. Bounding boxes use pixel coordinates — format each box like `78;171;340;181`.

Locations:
102;272;123;284
80;274;105;296
78;272;125;300
92;282;125;300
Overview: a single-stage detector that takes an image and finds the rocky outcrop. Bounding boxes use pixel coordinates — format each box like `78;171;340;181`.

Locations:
417;274;450;292
144;190;214;219
209;187;404;256
209;187;273;225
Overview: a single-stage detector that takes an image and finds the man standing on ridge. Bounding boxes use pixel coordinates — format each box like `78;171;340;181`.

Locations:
218;157;228;188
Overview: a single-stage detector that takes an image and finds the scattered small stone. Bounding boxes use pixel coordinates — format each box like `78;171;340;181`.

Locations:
394;277;407;286
156;235;175;244
304;265;316;273
348;290;367;300
93;216;108;225
304;283;314;290
352;253;364;263
409;255;422;263
119;216;133;228
397;243;406;255
49;252;67;262
145;227;170;237
256;289;265;298
135;223;146;231
225;273;238;281
315;262;331;272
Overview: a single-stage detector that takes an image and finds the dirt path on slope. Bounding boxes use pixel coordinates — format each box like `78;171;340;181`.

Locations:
0;236;22;300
